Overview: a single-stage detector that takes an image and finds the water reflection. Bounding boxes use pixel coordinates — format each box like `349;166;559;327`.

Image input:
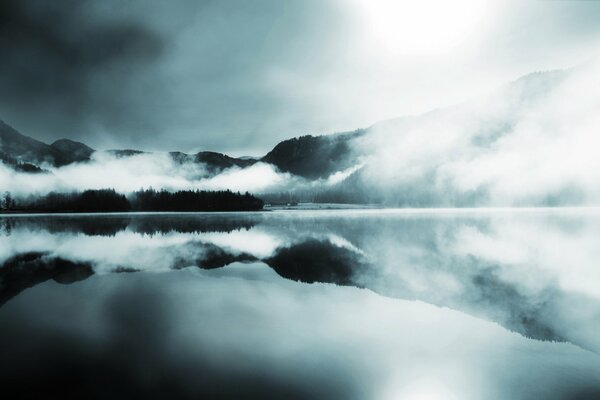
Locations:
1;211;600;399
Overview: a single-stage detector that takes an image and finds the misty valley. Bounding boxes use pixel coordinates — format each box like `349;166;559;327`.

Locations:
2;1;600;398
1;210;600;399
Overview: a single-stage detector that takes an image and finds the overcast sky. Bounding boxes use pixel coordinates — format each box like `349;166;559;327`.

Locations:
1;0;599;155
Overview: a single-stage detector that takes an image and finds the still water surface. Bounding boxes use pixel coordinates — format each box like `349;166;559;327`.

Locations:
1;210;600;399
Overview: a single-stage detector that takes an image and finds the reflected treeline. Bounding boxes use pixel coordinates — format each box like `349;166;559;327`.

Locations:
128;215;257;235
1;214;259;236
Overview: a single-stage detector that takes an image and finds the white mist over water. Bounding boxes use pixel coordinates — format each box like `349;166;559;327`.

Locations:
0;152;296;196
357;61;600;206
0;152;361;197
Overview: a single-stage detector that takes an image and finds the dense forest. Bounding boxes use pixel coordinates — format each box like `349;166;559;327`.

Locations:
0;189;264;213
131;189;263;211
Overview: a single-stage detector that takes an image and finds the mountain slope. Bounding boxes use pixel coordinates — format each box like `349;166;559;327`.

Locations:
50;139;94;163
340;65;598;206
194;151;256;173
259;65;597;206
0;118;364;180
261;129;365;179
0;120;96;167
0;120;69;166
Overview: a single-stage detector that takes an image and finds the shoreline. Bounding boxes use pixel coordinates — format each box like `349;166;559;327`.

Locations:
2;204;600;217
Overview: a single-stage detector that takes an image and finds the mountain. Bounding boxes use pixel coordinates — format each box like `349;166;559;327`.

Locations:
168;150;258;176
0;120;73;166
261;130;365;179
0;118;363;180
194;151;256;174
50;139;94;163
0;120;97;167
0;121;259;175
106;149;146;157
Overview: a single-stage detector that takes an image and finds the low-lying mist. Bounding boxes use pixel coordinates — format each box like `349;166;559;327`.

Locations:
0;152;297;197
354;61;600;206
0;151;362;201
2;62;599;207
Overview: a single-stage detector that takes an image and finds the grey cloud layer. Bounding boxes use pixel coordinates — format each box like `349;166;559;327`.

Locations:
2;1;599;154
0;0;347;153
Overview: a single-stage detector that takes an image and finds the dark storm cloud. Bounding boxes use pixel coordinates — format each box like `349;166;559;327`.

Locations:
0;0;346;153
0;0;164;145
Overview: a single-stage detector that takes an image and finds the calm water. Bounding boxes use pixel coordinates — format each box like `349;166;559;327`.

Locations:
1;210;600;399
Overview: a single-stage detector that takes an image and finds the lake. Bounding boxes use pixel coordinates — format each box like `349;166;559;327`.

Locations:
1;209;600;399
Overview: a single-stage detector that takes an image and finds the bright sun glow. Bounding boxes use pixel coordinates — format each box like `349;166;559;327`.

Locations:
353;0;492;55
383;376;469;400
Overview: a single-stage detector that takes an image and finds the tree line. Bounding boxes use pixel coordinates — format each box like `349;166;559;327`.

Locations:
0;189;264;213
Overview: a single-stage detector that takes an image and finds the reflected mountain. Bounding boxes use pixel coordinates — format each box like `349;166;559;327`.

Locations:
265;239;367;285
1;212;600;352
173;243;257;270
0;252;94;305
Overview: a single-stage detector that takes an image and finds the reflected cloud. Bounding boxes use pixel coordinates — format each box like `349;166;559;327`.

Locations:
2;267;600;400
2;211;600;354
200;229;283;259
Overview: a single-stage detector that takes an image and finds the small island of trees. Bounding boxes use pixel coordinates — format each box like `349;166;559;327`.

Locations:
0;189;264;213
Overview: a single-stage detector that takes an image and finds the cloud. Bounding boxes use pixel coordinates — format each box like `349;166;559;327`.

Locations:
357;61;600;206
196;162;297;193
200;229;283;259
0;152;300;196
324;163;365;185
0;0;163;146
0;0;355;153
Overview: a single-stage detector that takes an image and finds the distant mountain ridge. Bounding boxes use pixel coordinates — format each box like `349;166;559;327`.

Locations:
0;118;363;179
0;120;79;166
